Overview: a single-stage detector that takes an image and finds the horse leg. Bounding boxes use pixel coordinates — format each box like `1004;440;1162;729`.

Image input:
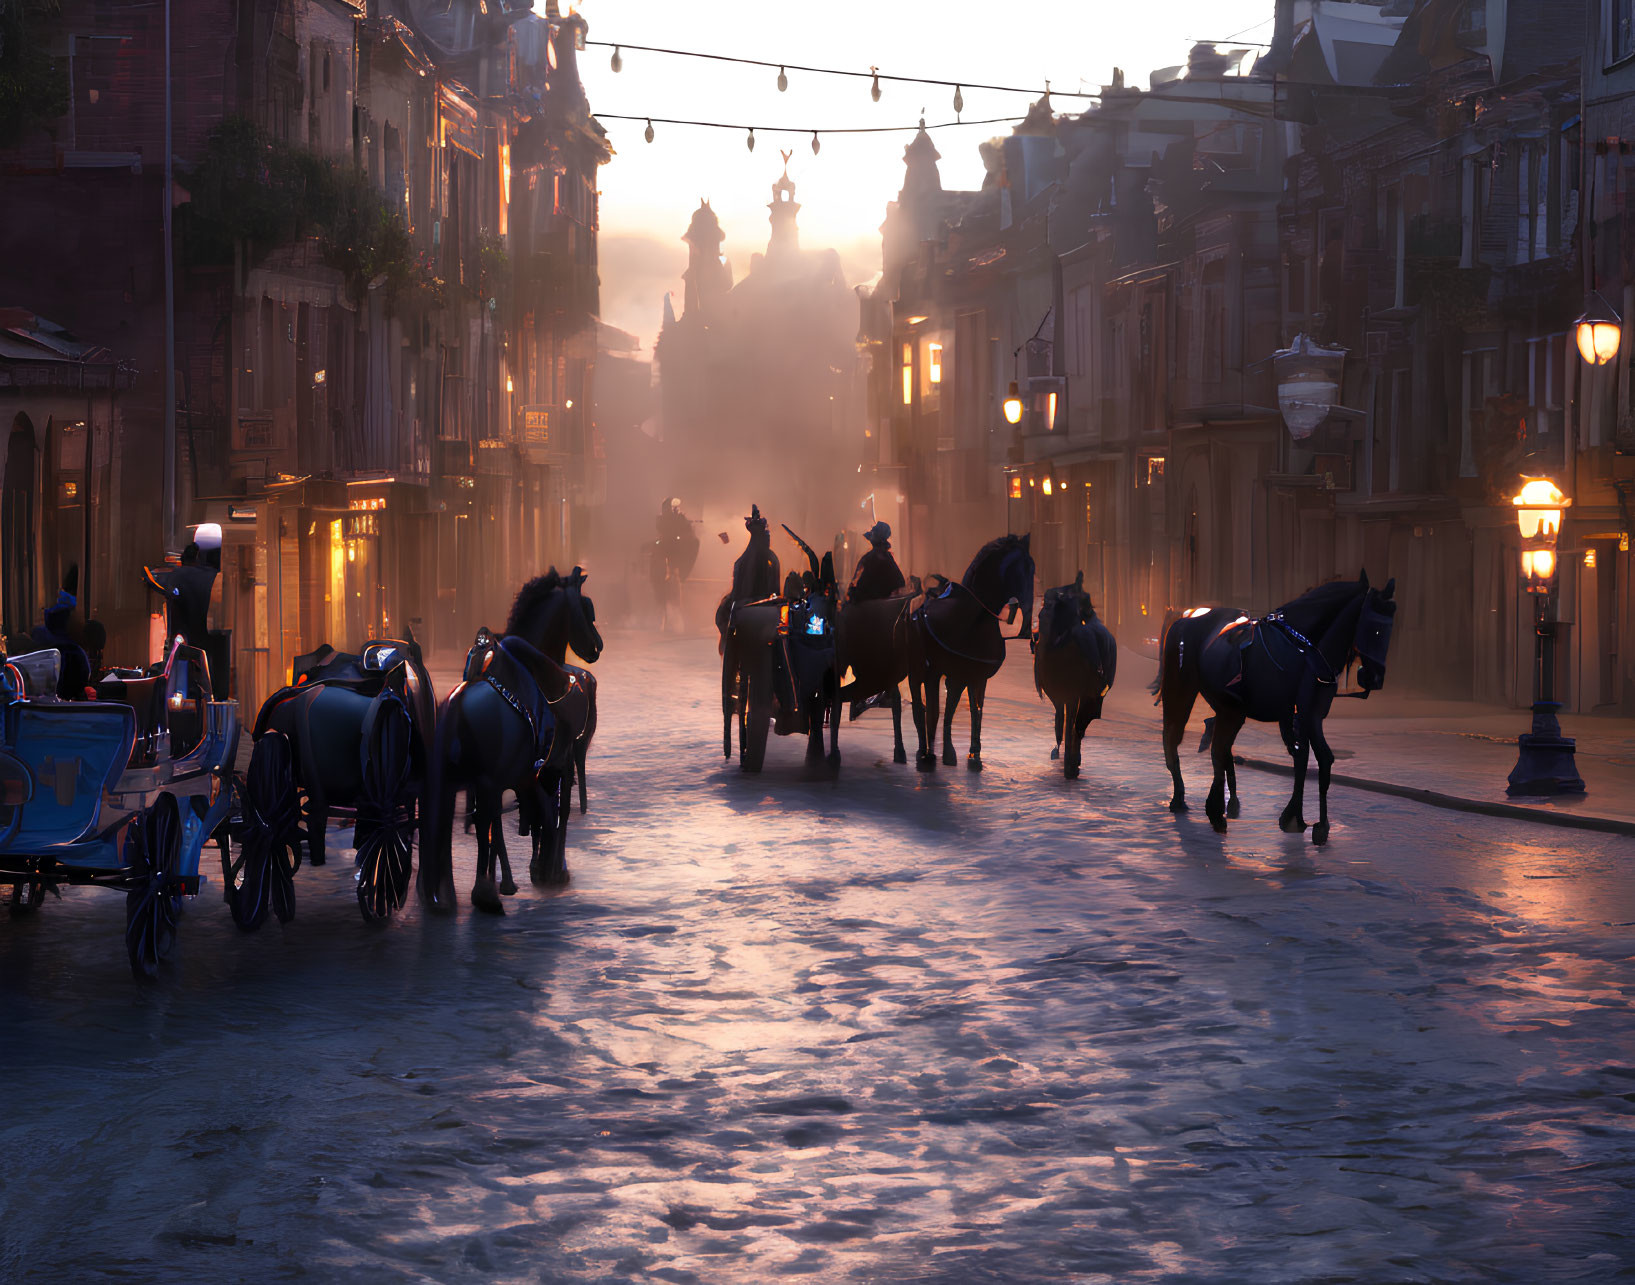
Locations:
471;791;505;914
1226;757;1241;819
941;679;962;767
1051;700;1063;760
889;687;908;765
827;674;841;767
722;654;736;760
1310;719;1334;846
918;669;941;770
543;773;570;885
1072;701;1094;780
1063;698;1081;780
307;798;328;867
1207;709;1246;833
966;679;986;772
575;739;589;815
1162;679;1199;813
1279;717;1310;834
495;792;519;895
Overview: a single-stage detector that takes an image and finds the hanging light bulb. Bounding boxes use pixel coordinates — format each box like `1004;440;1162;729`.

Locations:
870;68;882;102
747;127;755;152
644;118;654;143
953;84;964;114
610;46;622;73
777;65;788;92
811;130;820;155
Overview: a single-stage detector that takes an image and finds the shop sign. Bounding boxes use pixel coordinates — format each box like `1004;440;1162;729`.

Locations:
521;405;551;446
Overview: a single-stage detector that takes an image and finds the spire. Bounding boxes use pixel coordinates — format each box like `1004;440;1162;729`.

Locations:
768;151;801;259
682;200;731;318
900;118;943;199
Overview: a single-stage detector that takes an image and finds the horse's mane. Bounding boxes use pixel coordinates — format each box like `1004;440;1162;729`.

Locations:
1278;576;1362;616
1040;582;1094;646
504;569;564;636
961;534;1028;585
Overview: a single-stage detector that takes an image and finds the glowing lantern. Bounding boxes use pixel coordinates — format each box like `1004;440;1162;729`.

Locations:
1574;294;1622;366
1002;381;1024;425
1512;478;1567;541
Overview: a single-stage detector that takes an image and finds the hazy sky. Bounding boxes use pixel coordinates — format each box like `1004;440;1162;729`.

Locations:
575;2;1275;351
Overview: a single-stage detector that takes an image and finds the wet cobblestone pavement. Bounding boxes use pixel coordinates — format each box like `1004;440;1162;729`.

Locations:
3;631;1634;1282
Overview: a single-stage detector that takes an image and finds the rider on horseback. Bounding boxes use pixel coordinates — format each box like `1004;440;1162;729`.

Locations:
847;521;906;603
733;505;782;602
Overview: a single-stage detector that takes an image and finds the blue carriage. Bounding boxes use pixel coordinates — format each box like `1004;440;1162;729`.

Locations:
0;640;240;978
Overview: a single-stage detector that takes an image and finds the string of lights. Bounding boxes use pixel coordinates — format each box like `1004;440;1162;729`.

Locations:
592;113;1028;153
590;39;1093;115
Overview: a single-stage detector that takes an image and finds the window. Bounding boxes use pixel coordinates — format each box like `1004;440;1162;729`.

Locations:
1459;347;1498;477
1200;256;1227;382
901;342;913;406
1523;333;1567;440
1514;140;1549;263
1065;285;1091;377
1612;0;1635;64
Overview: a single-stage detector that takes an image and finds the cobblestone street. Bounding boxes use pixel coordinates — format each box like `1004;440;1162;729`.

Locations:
3;631;1634;1283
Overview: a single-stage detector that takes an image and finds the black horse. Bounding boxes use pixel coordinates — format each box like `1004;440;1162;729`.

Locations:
1033;573;1118;780
240;634;436;925
906;533;1034;771
1153;571;1397;844
835;588;918;765
419;569;603;914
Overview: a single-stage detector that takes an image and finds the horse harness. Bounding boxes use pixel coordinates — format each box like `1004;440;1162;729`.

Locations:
466;632;556;772
914;579;1008;669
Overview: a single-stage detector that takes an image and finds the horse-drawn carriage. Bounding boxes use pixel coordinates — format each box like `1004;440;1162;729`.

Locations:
0;640;239;978
233;636;436;928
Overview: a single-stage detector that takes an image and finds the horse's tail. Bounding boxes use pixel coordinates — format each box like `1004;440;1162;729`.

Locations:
418;694;460;912
575;738;589;814
1149;608;1181;703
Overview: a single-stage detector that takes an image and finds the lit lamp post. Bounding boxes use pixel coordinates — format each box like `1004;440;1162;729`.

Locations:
1003;381;1024;425
1506;477;1585;796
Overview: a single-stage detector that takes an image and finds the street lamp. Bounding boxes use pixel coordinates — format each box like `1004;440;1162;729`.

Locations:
1507;476;1584;796
1003;381;1024;424
1574;293;1622;366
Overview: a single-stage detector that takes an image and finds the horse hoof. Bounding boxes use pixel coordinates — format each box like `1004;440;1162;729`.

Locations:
309;850;326;868
893;747;908;765
1050;747;1060;760
499;878;519;896
1208;814;1228;834
942;750;957;767
1169;799;1188;814
966;755;982;772
1311;822;1330;846
1064;765;1079;781
471;883;506;916
1280;816;1307;835
916;754;936;772
1227;800;1242;819
827;752;841;768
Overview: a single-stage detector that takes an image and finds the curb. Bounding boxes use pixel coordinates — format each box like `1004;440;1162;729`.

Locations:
1232;755;1635;838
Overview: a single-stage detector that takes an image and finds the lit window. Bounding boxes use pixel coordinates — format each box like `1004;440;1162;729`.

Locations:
1046;391;1058;430
927;341;943;384
901;343;913;405
1009;475;1022;499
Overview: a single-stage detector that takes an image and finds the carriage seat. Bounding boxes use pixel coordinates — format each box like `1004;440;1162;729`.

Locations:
1;701;136;849
93;675;167;743
4;649;62;700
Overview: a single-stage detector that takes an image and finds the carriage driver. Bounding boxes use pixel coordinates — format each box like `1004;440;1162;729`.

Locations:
846;521;906;603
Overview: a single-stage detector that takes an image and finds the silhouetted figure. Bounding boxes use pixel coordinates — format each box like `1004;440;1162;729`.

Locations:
732;505;782;603
716;505;784;645
31;565;92;698
143;541;217;649
847;521;906;603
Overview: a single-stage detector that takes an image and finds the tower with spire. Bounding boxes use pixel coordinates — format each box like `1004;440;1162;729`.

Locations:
681;200;732;319
767;151;801;262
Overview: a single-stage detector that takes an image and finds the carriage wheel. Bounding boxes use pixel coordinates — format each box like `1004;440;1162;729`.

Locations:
355;699;415;924
125;792;182;979
8;880;47;916
228;731;302;932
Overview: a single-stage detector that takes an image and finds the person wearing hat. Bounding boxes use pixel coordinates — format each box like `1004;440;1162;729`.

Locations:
731;504;781;604
847;520;906;603
143;539;217;650
30;565;93;698
715;504;783;643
